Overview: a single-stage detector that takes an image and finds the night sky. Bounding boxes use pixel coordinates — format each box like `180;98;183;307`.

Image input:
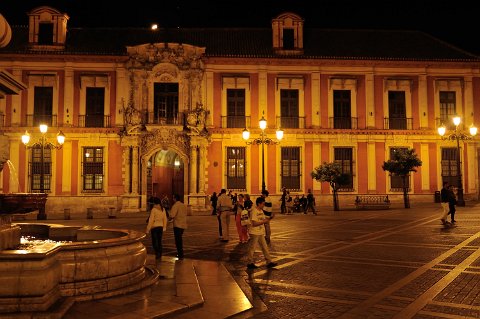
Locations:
1;0;478;55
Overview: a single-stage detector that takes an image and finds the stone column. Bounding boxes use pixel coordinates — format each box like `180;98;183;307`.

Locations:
132;146;139;194
198;145;206;194
189;145;198;194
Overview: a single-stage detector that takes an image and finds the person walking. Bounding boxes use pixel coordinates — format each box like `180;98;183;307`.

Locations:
440;182;450;225
280;188;287;214
145;197;168;259
169;193;188;259
448;185;457;224
161;194;171;218
246;196;277;269
210;192;218;215
234;194;249;243
261;190;273;244
304;189;317;215
217;188;233;242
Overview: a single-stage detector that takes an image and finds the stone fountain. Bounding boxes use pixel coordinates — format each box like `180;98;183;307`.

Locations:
0;138;156;316
0;16;156;316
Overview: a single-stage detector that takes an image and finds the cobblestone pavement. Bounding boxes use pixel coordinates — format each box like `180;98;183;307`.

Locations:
44;201;480;318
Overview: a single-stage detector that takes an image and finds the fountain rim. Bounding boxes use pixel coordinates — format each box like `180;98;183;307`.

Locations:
1;223;146;259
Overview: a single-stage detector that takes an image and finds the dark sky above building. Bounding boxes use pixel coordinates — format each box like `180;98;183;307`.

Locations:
1;0;478;55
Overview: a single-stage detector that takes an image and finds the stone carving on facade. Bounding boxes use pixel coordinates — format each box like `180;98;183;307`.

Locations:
126;43;206;72
186;103;209;136
140;127;190;157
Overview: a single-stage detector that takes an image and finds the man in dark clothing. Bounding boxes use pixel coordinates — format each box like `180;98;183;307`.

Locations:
440;182;449;225
304;189;317;215
447;185;457;224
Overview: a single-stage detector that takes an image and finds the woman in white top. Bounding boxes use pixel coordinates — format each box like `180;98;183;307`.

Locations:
146;197;168;259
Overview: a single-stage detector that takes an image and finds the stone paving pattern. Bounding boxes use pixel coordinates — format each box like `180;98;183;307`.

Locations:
34;201;480;318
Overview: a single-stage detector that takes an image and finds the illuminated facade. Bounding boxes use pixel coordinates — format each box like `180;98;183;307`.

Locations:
1;7;480;214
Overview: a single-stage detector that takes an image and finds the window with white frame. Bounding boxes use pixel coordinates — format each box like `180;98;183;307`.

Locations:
439;91;456;129
281;147;300;190
388;91;407;129
29;146;52;192
280;89;299;128
441;147;458;187
334;147;354;190
33;86;53;127
333;90;352;129
85;87;105;127
226;89;246;128
82;147;104;192
226;147;246;190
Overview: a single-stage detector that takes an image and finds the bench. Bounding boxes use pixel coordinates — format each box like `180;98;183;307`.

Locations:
355;195;390;210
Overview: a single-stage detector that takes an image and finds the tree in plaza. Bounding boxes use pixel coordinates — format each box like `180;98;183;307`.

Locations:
382;148;422;209
311;162;350;211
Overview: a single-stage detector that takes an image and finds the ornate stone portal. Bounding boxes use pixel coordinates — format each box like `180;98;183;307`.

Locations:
119;42;211;213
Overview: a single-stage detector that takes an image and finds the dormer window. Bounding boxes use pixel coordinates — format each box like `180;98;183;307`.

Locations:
38;23;54;45
283;28;295;50
28;6;69;50
272;12;304;55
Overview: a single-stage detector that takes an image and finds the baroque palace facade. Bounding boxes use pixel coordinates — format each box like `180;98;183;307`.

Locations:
1;6;480;215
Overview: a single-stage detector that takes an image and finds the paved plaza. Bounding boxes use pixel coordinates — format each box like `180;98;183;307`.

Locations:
20;200;480;318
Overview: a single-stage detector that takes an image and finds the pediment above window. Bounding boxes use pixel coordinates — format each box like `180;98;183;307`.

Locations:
27;6;69;50
272;12;304;55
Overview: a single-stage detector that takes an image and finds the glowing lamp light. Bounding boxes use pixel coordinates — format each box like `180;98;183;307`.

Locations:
453;116;461;126
57;131;65;145
39;124;48;134
276;128;284;140
470;125;478;136
21;131;30;145
151;24;158;30
259;116;267;130
242;128;250;140
437;125;446;137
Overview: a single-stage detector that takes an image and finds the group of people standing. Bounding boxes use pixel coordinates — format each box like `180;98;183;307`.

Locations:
280;188;317;215
212;189;277;269
440;182;457;225
146;194;187;260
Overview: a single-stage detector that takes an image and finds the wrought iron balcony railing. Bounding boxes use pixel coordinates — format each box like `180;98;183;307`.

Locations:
276;116;305;129
144;112;184;125
78;115;111;128
384;117;413;130
221;116;251;128
24;114;58;127
329;117;358;129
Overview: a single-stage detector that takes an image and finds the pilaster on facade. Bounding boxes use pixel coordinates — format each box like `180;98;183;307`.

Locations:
365;73;375;129
189;144;198;194
64;68;74;127
418;75;428;129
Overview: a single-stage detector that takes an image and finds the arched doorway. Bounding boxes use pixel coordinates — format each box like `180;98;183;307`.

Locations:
146;149;185;200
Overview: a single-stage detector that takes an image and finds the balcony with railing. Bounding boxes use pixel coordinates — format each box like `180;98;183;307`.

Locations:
384;117;413;130
276;116;305;129
24;114;58;127
221;116;251;128
329;117;358;129
144;112;184;126
79;115;111;128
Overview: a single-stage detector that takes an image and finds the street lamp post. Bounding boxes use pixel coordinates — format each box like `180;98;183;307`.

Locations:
242;112;283;193
438;116;477;206
21;124;65;219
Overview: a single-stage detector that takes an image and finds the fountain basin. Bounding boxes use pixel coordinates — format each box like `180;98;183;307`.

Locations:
0;223;149;313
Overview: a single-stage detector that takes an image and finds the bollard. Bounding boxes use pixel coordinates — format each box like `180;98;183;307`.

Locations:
108;207;116;219
87;208;94;219
64;208;71;220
